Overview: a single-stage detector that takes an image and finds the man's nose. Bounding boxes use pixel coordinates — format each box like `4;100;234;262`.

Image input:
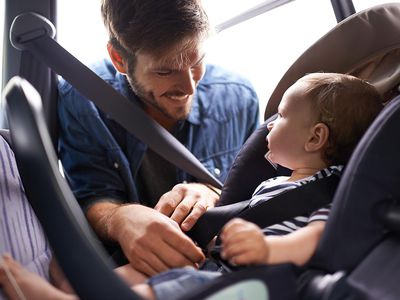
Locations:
178;69;197;95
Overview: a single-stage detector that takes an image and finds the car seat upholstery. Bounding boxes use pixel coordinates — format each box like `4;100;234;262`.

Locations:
305;95;400;299
311;96;400;272
215;119;291;207
265;2;400;120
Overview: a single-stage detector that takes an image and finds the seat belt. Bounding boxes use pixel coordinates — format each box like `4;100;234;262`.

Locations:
189;174;340;249
10;12;222;188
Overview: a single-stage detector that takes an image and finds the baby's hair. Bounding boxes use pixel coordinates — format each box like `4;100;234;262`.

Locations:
300;73;383;165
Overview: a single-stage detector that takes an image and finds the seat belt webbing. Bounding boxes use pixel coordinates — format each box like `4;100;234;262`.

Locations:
15;31;222;188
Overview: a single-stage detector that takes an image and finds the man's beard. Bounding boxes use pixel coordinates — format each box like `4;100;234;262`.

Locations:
127;75;191;122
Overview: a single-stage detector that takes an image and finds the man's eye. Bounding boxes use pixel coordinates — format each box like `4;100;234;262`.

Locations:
156;70;172;76
191;61;203;69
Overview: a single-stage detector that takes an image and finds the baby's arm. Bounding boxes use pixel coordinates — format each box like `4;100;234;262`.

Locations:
220;218;325;266
220;218;269;265
263;220;325;266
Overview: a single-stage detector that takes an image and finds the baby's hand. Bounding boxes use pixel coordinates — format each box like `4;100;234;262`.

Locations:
220;218;269;265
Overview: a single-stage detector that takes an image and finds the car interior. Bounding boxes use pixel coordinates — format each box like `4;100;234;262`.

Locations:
1;0;400;299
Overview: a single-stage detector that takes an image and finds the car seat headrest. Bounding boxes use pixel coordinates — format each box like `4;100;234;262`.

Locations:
349;48;400;102
218;119;290;206
218;121;274;206
265;3;400;119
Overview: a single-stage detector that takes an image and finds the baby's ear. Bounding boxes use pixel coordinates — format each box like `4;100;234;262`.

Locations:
305;123;329;152
107;42;127;74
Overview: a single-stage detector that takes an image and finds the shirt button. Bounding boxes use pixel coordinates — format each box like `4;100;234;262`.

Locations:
214;168;221;176
113;162;119;169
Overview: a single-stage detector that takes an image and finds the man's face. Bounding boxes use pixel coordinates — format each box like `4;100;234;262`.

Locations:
127;43;206;127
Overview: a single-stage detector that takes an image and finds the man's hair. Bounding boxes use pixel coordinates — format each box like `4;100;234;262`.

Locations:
300;73;383;165
101;0;210;62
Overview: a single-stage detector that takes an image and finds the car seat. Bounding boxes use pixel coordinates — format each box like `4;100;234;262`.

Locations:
189;1;400;246
302;94;400;300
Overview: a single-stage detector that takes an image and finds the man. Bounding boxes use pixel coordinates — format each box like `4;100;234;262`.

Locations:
58;0;259;276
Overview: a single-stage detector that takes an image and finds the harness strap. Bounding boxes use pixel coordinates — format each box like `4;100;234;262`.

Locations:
189;174;340;249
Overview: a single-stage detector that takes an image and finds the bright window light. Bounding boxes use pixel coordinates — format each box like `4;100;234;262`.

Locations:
203;0;336;114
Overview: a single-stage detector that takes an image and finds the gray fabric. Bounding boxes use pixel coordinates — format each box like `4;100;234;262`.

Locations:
0;136;52;300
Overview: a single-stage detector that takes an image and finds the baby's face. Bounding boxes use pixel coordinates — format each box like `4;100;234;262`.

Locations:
266;81;317;170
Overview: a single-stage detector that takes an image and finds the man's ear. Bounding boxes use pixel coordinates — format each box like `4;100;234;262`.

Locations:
107;42;127;74
305;123;329;152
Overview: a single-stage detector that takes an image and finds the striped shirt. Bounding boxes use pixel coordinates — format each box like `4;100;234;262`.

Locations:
0;136;51;300
249;166;343;236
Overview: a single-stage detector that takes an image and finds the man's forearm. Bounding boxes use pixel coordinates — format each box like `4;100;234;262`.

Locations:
86;201;123;240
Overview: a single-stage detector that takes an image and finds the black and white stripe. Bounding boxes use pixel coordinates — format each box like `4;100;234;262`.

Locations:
249;166;343;236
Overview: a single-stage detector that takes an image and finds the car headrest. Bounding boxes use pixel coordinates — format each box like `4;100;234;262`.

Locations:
265;3;400;119
309;95;400;273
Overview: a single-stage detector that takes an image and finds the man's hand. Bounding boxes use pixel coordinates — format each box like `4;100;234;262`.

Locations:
154;183;220;231
107;204;205;276
220;218;269;266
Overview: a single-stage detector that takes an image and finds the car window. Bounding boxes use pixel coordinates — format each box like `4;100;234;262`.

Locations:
57;1;108;64
203;0;336;115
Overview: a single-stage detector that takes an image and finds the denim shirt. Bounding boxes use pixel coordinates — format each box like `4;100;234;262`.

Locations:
58;59;259;211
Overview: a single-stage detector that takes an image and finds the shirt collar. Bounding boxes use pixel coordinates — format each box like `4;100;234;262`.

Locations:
187;93;201;125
